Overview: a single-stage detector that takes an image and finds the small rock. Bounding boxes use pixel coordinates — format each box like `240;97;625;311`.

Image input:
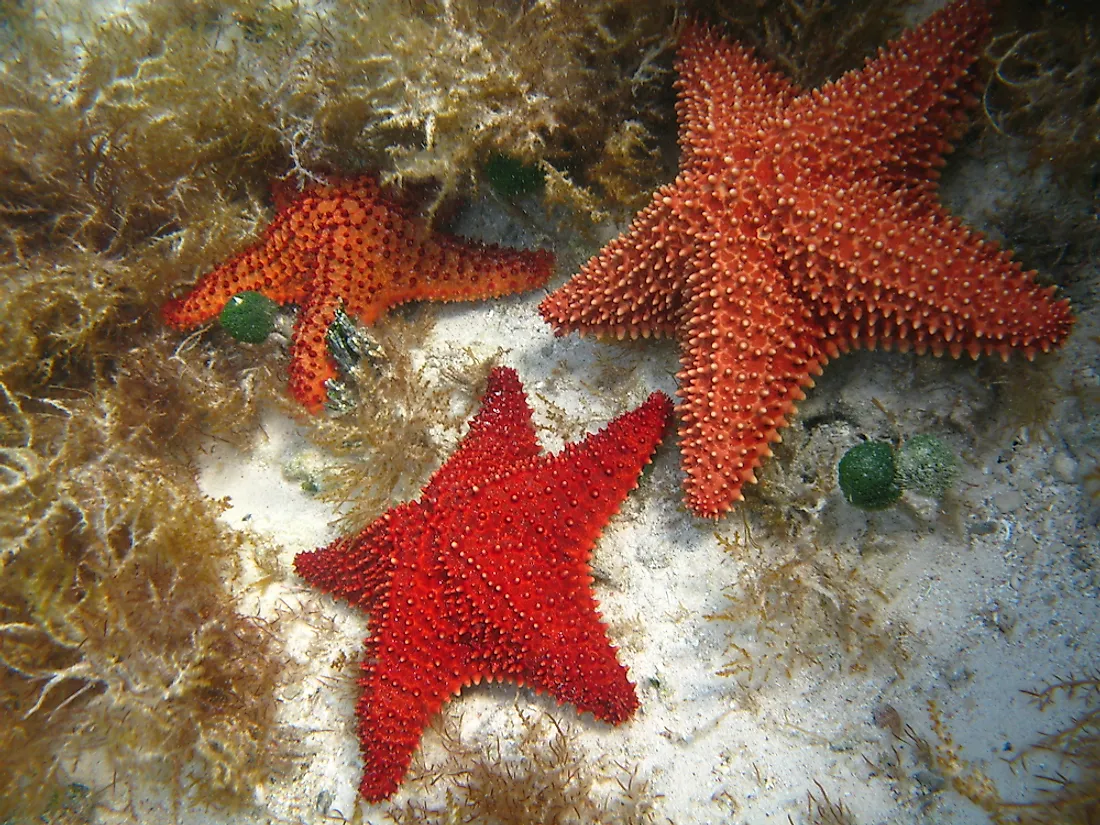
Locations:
914;769;946;792
1015;533;1039;557
896;434;957;498
969;520;999;537
944;665;972;685
994;489;1025;511
1052;452;1077;483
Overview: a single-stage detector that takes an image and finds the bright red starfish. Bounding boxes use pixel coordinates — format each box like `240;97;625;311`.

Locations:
540;0;1074;518
294;367;672;801
163;176;553;410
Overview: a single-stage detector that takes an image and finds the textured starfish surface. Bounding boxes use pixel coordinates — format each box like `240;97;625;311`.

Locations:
294;366;672;801
540;0;1074;519
163;176;554;410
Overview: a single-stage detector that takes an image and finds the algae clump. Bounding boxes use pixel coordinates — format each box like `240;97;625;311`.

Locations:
895;434;958;499
219;291;279;344
838;441;902;511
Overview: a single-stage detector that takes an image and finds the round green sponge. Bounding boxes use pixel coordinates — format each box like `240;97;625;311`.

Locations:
838;441;901;510
896;434;957;498
219;291;278;344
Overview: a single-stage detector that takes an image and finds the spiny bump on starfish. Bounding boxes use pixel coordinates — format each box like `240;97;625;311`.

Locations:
293;366;672;801
540;0;1074;519
162;175;554;411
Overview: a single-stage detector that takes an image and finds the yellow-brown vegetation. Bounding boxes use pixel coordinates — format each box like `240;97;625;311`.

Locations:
392;710;659;825
696;0;909;87
710;524;908;686
796;781;858;825
868;690;1100;824
999;675;1100;823
0;335;287;820
271;0;677;215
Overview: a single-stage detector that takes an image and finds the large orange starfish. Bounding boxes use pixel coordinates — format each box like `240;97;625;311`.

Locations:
540;0;1074;518
295;366;672;800
163;176;554;410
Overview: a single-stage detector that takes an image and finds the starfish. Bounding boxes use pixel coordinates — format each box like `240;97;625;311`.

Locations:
163;176;554;410
540;0;1074;518
294;366;672;801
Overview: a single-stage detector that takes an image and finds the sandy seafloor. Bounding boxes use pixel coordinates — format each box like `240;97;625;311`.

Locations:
167;139;1100;825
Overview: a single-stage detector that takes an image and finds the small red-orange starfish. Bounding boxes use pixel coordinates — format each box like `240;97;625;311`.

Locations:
163;176;554;410
540;0;1074;518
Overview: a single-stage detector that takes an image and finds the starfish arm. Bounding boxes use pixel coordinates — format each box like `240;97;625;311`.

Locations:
440;390;672;571
676;21;797;172
286;268;344;411
161;214;314;329
338;233;553;328
538;389;673;567
422;366;541;498
439;391;671;720
440;541;638;725
678;241;827;518
445;492;642;724
257;179;555;332
355;662;439;802
539;188;690;339
293;501;420;612
794;0;992;191
393;234;555;315
515;589;639;724
790;181;1075;359
354;578;470;802
164;175;555;411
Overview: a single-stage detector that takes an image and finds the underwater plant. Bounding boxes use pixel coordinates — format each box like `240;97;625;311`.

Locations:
699;0;910;87
711;530;908;686
391;710;658;825
998;674;1100;824
0;0;291;394
275;0;677;214
800;781;858;825
982;0;1100;190
0;335;288;820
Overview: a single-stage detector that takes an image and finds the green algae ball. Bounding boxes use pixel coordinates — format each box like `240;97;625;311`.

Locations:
219;291;278;343
838;441;901;510
896;434;957;498
484;153;544;198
